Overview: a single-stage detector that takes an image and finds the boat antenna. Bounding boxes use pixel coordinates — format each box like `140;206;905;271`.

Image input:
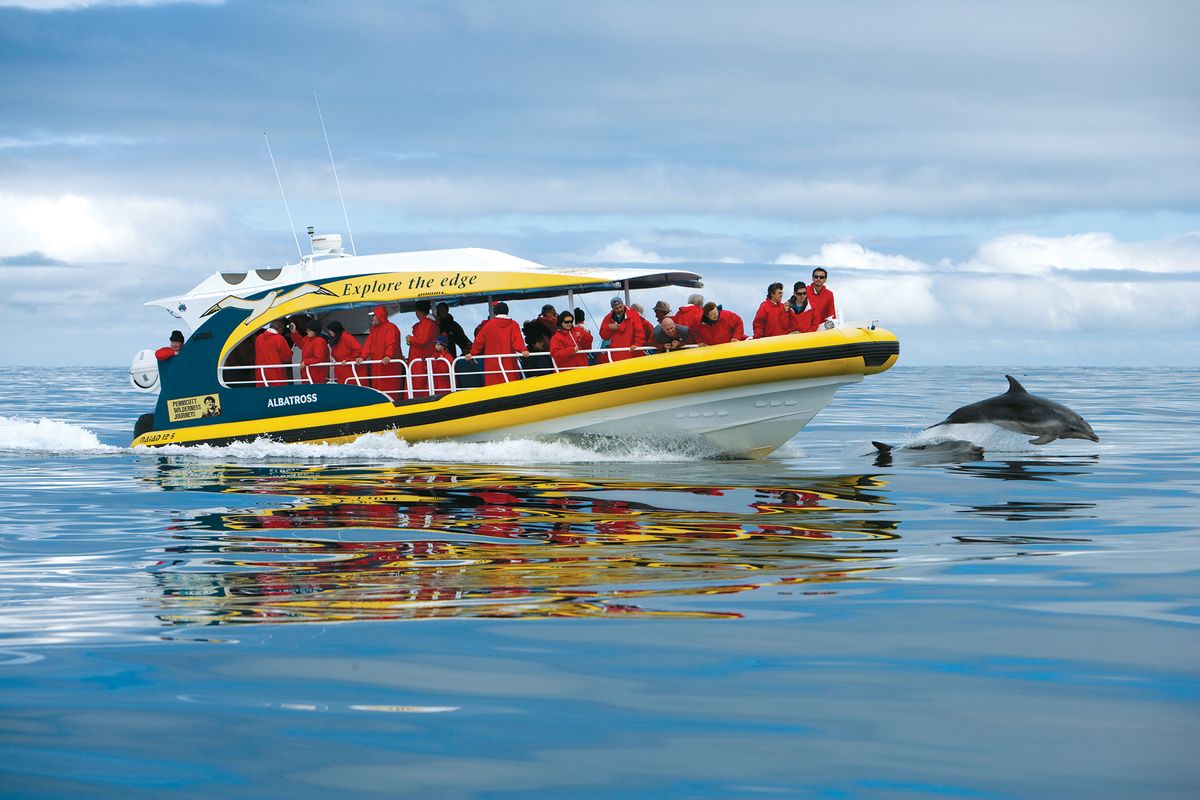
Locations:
263;132;304;261
314;91;357;255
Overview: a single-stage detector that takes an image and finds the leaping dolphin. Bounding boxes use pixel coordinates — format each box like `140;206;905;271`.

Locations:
927;375;1099;445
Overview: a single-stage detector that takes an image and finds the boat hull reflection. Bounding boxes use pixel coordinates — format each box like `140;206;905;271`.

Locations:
144;462;900;624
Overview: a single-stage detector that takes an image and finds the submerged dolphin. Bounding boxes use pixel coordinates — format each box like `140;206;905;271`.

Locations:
872;440;984;458
927;375;1099;445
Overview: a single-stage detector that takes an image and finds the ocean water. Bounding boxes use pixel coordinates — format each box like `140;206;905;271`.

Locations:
0;365;1197;798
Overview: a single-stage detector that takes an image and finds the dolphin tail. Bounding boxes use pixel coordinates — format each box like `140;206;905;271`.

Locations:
1005;374;1028;394
871;441;894;453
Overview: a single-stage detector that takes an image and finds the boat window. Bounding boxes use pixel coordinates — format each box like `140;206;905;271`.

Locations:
220;329;263;389
255;268;282;281
221;272;247;285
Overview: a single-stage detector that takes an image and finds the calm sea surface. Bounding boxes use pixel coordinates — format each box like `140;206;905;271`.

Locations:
0;366;1197;798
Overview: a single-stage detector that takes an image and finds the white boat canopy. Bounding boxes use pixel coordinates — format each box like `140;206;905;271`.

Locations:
148;247;703;332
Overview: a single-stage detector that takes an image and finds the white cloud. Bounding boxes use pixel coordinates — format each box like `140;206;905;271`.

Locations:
774;241;929;272
585;239;678;264
0;191;221;264
837;275;942;326
764;233;1200;332
959;231;1200;275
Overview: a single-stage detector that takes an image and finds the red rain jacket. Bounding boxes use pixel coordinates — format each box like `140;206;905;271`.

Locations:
753;299;793;339
300;335;330;384
361;305;404;396
673;304;703;329
694;309;748;346
600;307;646;361
471;316;527;385
549;328;588;370
255;328;294;386
797;287;837;332
331;330;364;385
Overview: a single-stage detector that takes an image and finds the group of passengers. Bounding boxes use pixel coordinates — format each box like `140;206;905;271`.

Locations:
166;267;836;396
753;267;837;338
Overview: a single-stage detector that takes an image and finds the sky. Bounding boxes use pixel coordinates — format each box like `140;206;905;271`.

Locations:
1;0;1198;366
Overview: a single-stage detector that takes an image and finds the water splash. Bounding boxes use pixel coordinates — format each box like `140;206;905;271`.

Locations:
0;416;121;454
148;431;718;464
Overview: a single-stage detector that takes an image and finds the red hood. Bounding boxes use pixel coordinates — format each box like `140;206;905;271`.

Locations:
371;305;389;323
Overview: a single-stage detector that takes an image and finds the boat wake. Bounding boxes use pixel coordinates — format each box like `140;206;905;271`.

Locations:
0;414;727;463
150;431;720;464
0;416;122;454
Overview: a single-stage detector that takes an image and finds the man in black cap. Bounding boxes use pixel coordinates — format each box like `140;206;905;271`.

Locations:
155;330;185;361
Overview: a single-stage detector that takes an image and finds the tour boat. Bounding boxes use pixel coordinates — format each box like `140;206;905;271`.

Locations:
128;235;899;457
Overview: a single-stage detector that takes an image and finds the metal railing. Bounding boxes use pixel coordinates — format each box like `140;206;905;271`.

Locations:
222;344;704;401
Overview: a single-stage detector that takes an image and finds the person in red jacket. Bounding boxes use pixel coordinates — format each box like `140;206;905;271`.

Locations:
326;321;364;385
673;293;705;329
694;302;748;346
549;310;588;370
300;320;330;384
600;297;645;362
753;282;794;339
255;321;294;386
155;330;185;361
787;281;815;333
468;301;529;385
631;303;654;346
798;267;837;332
430;336;454;395
406;300;440;395
357;305;404;397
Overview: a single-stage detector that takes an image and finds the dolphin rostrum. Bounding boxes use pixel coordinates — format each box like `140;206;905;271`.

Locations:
927;375;1099;445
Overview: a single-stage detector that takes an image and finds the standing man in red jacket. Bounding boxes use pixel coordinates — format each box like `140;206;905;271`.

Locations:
753;283;794;339
800;267;837;331
255;321;294;386
358;305;403;398
407;300;440;395
600;296;646;361
468;301;529;385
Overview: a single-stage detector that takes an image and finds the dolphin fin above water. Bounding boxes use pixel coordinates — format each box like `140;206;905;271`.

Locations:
926;374;1099;445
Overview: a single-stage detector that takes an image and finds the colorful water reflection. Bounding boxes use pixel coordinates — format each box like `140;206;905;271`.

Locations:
141;462;901;624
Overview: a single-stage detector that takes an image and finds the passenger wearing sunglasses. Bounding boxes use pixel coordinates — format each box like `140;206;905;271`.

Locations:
550;311;589;370
796;268;837;332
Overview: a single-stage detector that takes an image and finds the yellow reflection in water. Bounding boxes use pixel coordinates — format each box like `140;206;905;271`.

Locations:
143;462;898;624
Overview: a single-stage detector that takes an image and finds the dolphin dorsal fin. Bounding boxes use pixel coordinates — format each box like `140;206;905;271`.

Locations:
1005;374;1028;394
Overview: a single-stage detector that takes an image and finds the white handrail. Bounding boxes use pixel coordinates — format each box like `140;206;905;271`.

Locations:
224;343;705;397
